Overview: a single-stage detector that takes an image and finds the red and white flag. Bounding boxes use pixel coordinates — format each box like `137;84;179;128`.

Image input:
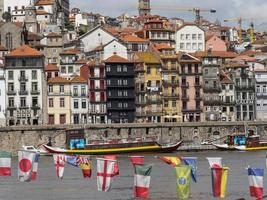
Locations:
129;156;144;165
18;151;36;182
207;157;222;168
31;153;40;181
0;151;11;176
248;167;264;199
97;158;116;192
104;155;119;176
134;164;152;198
53;154;66;179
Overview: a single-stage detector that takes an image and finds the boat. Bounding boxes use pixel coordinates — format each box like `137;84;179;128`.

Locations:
42;140;183;155
211;134;267;151
21;145;50;155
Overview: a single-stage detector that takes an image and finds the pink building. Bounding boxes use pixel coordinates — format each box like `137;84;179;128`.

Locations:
206;35;227;52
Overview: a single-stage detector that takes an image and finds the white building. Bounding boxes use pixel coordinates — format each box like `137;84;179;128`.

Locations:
79;26;117;53
175;24;205;53
255;69;267;121
70;76;88;124
4;45;46;126
4;0;31;13
0;65;6;126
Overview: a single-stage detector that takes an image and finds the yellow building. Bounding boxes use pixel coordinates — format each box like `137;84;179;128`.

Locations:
134;52;163;123
47;76;71;125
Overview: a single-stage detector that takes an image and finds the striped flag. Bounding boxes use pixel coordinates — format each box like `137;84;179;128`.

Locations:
211;166;229;198
248;167;264;199
134;164;152;198
77;156;92;178
0;151;11;176
175;165;191;199
129;156;144;165
53;154;66;179
97;158;116;192
158;156;181;167
104;155;119;176
31;153;40;181
207;157;222;168
66;155;79;167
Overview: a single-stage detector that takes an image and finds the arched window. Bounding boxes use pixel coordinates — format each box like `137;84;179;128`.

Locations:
6;33;12;50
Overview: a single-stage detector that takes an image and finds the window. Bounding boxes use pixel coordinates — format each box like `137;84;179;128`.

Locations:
180;34;185;40
20;82;26;92
60;85;64;93
68;66;73;73
123;80;128;85
49;98;53;107
48;115;54;125
198;43;203;50
198;34;202;40
32;82;38;91
61;66;66;73
106;65;111;72
186;43;190;50
230;107;234;112
73;86;78;96
186;34;190;40
117;65;122;72
81;86;86;96
124;102;128;108
6;33;12;50
192;34;197;40
48;85;53;93
8;97;14;107
204;69;208;74
118;91;122;96
74;99;79;109
82;100;86;108
59;114;66;124
8;71;13;80
8;83;14;92
118;102;122;108
107;79;111;86
20;97;26;107
192;43;197;50
147;67;151;74
164;101;168;107
32;97;38;107
118;79;122;85
60;98;65;107
32;70;37;80
180;43;184;50
123;90;128;96
172;100;176;107
123;65;127;72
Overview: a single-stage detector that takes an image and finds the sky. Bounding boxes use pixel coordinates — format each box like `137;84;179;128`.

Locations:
70;0;267;28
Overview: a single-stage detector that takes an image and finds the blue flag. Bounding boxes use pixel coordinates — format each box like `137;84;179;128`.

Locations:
182;157;197;183
66;156;78;167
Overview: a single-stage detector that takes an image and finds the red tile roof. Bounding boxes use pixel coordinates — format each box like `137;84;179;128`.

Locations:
45;63;59;72
154;43;174;50
193;51;238;58
232;55;257;62
48;76;70;84
35;0;54;6
71;75;87;83
223;62;249;68
5;45;43;57
105;55;130;63
220;71;233;84
75;58;87;64
36;10;50;15
46;32;61;37
121;35;148;43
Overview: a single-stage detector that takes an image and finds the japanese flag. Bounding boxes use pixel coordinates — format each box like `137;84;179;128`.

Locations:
18;151;36;182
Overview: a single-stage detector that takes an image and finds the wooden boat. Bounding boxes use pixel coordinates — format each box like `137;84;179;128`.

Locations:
42;140;183;155
211;134;267;151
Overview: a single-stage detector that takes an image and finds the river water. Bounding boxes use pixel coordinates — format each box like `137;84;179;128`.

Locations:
0;150;266;200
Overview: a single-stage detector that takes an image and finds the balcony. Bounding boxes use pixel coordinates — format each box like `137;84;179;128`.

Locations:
182;107;202;112
136;88;146;93
7;105;16;110
194;82;202;87
19;105;29;109
181;95;189;101
136;111;146;117
163;93;179;99
135;100;146;106
203;99;222;106
135;65;145;72
31;104;41;109
203;86;222;93
7;90;16;95
181;82;189;88
147;96;162;104
195;95;202;100
235;84;255;90
162;80;179;87
31;90;40;95
18;76;28;82
146;110;163;116
147;87;161;93
19;90;28;95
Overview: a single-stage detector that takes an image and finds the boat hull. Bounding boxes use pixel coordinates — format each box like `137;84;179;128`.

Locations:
43;141;183;155
211;143;237;151
235;145;267;151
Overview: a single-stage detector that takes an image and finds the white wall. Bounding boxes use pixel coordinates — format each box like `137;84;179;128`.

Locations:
0;68;5;126
4;0;31;12
175;25;205;53
80;27;117;53
103;40;128;60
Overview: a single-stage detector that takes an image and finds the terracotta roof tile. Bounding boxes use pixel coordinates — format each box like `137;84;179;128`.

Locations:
193;51;238;58
46;32;61;37
121;35;148;43
75;58;87;64
48;76;70;84
70;75;87;83
36;10;50;15
220;71;233;84
232;55;257;62
45;63;59;71
60;49;80;55
154;43;174;50
223;62;249;69
105;55;130;63
35;0;54;6
5;45;43;57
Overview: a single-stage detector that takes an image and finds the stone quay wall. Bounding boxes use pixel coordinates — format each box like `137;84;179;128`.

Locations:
1;121;267;154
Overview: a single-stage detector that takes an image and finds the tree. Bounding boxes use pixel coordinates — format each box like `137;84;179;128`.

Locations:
2;12;11;22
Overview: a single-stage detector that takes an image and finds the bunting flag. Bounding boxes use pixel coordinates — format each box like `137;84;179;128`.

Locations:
104;155;119;176
211;166;229;198
66;155;79;167
77;156;92;178
18;151;36;182
134;164;152;198
53;154;66;179
158;156;181;167
97;158;116;192
130;156;144;165
182;157;197;183
248;167;264;199
0;151;11;176
175;165;191;199
31;153;40;181
207;157;222;168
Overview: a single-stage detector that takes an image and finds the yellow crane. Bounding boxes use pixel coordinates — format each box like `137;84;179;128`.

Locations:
152;6;216;25
224;17;267;43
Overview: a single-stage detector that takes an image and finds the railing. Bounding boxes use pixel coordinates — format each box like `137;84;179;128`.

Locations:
18;76;28;82
163;93;179;99
203;99;222;105
19;90;28;95
181;82;189;88
203;86;222;93
31;104;41;109
194;82;202;87
147;96;162;103
181;95;189;101
235;84;255;90
195;95;202;100
162;80;179;86
7;90;17;95
31;90;40;95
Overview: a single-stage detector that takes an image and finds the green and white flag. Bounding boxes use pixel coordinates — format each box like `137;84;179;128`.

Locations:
175;165;191;199
134;164;152;198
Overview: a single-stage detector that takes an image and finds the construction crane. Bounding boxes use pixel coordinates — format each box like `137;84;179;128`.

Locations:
224;17;267;43
152;6;216;25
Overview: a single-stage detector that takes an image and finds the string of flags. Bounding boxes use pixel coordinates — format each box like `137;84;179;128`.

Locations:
0;150;266;199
